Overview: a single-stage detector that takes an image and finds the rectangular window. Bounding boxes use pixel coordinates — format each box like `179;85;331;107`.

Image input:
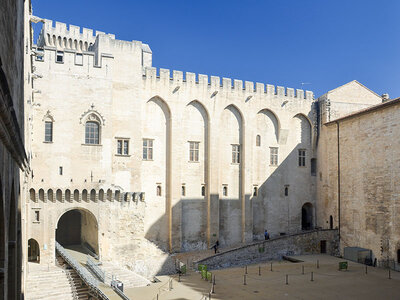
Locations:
116;139;129;156
143;139;153;160
270;147;278;166
232;144;240;164
56;51;64;63
298;149;306;167
189;141;199;162
36;48;44;61
44;121;53;142
35;211;40;222
75;53;83;65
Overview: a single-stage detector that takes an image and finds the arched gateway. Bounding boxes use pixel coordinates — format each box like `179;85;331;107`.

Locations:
56;209;99;254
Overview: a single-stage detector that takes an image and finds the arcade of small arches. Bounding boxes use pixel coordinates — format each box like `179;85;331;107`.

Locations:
44;33;93;52
28;188;145;203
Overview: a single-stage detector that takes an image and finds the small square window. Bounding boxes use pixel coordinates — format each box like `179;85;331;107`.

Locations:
56;51;64;63
116;139;129;156
36;48;44;61
75;53;83;65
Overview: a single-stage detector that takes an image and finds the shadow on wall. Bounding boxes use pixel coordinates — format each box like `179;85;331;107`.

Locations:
144;141;316;256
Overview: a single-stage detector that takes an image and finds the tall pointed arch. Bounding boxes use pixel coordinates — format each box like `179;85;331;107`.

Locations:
292;113;312;145
183;100;211;248
146;96;173;251
257;109;280;144
220;104;246;245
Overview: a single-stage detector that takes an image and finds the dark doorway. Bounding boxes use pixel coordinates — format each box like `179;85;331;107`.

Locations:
56;209;99;254
320;240;327;254
56;210;81;246
329;215;333;229
28;239;40;263
397;249;400;264
301;203;313;230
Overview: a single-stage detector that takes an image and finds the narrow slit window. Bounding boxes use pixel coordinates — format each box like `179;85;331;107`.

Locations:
181;185;186;196
201;185;205;196
222;185;228;196
156;185;162;196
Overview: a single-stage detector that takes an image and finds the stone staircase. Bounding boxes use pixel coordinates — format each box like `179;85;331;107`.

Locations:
101;262;151;288
25;262;75;300
25;256;91;300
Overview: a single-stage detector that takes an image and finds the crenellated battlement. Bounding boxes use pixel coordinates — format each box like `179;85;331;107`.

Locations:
37;19;115;51
143;67;314;100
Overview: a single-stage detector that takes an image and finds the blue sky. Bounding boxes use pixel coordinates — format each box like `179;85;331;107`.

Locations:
32;0;400;98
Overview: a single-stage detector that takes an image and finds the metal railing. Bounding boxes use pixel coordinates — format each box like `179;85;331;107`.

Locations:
55;242;109;300
111;278;131;300
87;256;105;282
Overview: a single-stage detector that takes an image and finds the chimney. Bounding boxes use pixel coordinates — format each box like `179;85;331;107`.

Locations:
381;93;389;102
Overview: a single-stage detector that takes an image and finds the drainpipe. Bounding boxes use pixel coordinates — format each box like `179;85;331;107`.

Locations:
336;121;341;241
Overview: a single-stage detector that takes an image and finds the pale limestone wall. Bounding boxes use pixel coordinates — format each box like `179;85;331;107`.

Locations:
317;100;400;263
27;20;318;276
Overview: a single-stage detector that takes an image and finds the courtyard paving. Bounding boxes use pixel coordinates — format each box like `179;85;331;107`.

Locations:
125;254;400;300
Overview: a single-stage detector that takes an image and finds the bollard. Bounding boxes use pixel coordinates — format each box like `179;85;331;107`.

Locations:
212;281;215;294
245;265;248;274
389;269;391;279
213;275;216;285
270;262;273;272
311;272;314;282
302;265;304;275
286;274;288;285
179;272;181;282
209;292;211;300
243;275;247;285
259;266;261;276
317;260;319;269
365;265;367;274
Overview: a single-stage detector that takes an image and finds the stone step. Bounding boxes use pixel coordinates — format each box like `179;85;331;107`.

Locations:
101;262;150;288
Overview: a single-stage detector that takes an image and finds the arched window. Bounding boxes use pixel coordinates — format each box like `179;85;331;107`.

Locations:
256;135;261;147
201;185;205;196
85;121;99;144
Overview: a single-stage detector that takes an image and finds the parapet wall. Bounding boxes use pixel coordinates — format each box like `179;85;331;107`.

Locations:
37;19;115;51
143;67;314;100
195;230;339;270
